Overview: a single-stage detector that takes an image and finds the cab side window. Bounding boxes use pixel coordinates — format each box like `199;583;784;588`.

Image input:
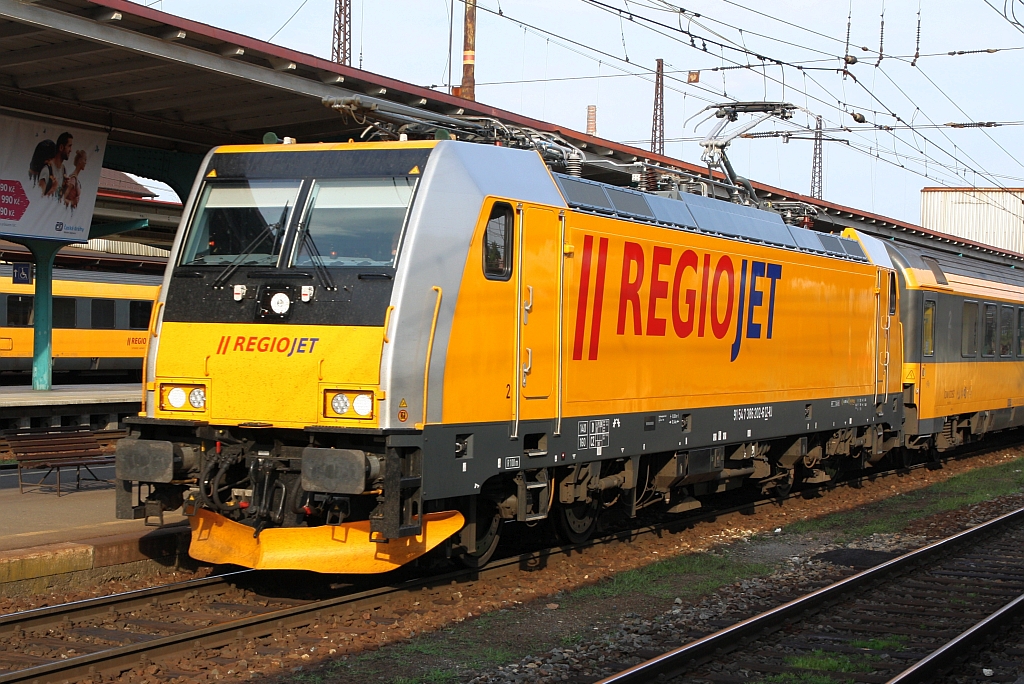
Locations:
922;300;935;357
483;202;513;281
961;301;978;357
888;272;897;316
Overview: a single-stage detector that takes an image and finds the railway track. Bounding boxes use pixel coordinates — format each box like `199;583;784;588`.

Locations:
0;444;1014;683
597;504;1024;684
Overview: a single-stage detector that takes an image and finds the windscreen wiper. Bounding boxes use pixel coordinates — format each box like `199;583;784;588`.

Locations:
211;203;289;288
296;223;337;291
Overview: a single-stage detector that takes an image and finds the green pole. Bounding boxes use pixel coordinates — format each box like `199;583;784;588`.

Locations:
27;240;62;391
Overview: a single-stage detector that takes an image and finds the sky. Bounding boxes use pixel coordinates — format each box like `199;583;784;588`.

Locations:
129;0;1024;227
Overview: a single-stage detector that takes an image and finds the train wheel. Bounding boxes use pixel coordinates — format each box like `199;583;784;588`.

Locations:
457;499;502;569
900;447;915;469
554;499;600;544
775;468;796;498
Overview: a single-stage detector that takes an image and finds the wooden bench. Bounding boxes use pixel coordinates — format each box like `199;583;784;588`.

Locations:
7;426;117;496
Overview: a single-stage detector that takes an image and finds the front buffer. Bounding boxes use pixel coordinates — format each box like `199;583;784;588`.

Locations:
116;433;465;574
188;508;464;573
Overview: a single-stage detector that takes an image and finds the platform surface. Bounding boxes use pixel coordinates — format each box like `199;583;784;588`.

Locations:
0;383;141;408
0;482;184;552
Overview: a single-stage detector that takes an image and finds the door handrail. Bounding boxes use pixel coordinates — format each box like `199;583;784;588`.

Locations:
555;209;566;437
512;203;524;440
418;286;443;430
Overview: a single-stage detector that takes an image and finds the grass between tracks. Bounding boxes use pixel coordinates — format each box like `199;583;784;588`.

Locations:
569;552;770;602
783;455;1024;542
282;454;1024;684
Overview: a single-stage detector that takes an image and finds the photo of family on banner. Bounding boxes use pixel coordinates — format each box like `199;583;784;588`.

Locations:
0;113;107;243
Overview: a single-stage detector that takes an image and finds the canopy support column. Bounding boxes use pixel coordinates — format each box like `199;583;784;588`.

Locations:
25;239;61;391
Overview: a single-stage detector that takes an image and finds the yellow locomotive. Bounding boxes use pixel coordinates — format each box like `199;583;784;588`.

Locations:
0;266;159;382
115;136;1024;573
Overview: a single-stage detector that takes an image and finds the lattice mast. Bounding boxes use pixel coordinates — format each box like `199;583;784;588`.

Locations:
651;58;665;156
810;115;823;199
332;0;351;65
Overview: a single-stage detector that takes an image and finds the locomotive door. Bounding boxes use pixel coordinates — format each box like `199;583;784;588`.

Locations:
516;206;560;422
874;269;894;404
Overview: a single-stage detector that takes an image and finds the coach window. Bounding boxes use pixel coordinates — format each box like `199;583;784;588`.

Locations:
920;255;948;285
53;297;76;329
483;202;514;281
7;295;32;326
1018;308;1024;357
962;301;979;357
922;300;935;357
1000;305;1014;357
129;301;153;330
982;304;997;357
91;299;116;329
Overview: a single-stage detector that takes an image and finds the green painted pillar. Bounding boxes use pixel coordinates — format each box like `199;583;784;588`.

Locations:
27;240;62;391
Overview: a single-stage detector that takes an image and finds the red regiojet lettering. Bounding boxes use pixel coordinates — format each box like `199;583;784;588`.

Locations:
672;249;698;338
589;237;609;360
646;246;672;336
697;254;711;337
572;235;594;361
710;255;735;340
616;242;645;335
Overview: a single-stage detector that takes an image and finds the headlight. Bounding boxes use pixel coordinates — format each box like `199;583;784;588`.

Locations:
189;387;206;409
167;387;186;409
160;384;207;412
353;393;373;417
331;393;350;415
325;390;374;419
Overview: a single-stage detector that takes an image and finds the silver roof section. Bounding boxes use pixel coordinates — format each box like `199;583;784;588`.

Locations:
553;174;868;263
850;231;895;270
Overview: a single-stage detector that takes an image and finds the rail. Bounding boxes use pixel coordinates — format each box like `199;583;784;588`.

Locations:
596;503;1024;684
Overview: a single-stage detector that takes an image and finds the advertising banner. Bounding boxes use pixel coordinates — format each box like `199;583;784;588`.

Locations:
0;114;108;243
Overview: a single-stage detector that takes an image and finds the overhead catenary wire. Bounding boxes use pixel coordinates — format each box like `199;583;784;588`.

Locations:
694;0;1019;64
457;0;729;105
982;0;1024;35
567;0;1024;218
268;0;310;42
577;0;1019;197
457;0;1016;215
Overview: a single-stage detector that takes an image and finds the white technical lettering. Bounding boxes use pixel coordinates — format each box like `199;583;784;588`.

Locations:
732;405;773;421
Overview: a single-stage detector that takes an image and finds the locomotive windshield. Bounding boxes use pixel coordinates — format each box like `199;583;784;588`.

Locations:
292;177;416;268
179;180;301;266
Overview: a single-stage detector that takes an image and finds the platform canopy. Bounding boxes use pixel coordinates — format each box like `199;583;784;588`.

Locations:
0;0;652;206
